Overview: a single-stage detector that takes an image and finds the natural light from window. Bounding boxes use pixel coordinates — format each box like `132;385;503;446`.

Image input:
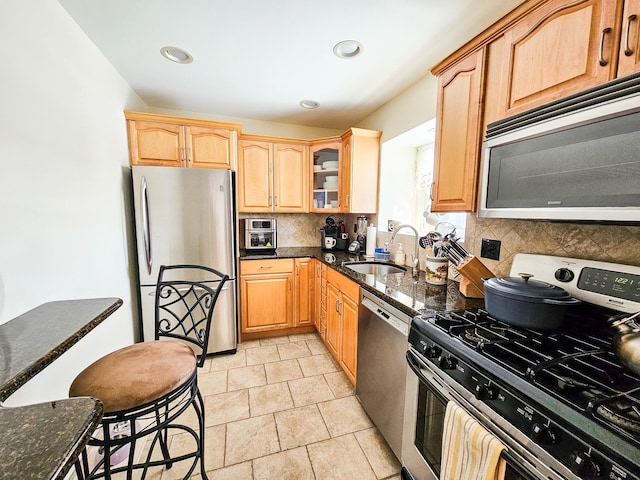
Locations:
378;118;466;239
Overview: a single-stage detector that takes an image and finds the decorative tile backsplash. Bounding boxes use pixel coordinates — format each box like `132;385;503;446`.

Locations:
464;215;640;276
239;213;640;278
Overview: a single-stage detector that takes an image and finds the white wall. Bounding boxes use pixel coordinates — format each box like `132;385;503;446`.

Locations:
1;0;146;405
357;74;438;142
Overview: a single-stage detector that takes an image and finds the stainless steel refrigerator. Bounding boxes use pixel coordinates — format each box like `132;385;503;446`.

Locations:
131;165;238;354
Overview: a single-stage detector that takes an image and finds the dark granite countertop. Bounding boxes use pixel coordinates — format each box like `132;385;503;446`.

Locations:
240;247;484;317
0;298;123;479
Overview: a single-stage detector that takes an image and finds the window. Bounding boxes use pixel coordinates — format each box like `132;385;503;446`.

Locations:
378;119;466;239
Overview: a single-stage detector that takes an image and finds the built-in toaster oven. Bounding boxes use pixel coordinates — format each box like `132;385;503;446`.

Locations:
240;218;277;251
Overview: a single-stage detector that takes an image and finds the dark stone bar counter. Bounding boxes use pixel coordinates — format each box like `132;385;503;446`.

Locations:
0;298;123;479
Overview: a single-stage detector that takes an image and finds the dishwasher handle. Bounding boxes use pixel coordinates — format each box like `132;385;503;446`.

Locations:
361;297;409;335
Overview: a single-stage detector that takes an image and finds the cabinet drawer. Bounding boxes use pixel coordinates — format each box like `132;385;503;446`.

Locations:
326;268;360;301
240;258;294;275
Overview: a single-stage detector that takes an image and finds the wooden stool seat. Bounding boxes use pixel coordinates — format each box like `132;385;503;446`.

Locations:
70;341;196;413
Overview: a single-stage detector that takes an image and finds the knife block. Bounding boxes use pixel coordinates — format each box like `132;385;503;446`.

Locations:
456;257;495;298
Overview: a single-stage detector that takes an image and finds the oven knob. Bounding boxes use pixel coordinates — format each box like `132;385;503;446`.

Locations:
554;268;574;282
428;345;442;358
474;383;497;401
568;451;601;477
438;356;457;370
530;423;557;445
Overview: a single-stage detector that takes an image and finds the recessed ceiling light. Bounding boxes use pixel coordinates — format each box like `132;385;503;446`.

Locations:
333;40;362;59
160;46;193;64
299;99;320;109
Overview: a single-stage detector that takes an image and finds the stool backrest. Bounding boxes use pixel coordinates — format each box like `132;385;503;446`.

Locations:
155;264;229;367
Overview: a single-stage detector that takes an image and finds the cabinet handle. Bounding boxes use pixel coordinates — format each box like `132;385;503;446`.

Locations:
274;195;278;206
186;148;192;164
338;301;343;315
259;265;273;269
288;279;292;290
335;299;340;312
268;196;272;207
430;182;435;201
599;27;612;66
625;14;638;56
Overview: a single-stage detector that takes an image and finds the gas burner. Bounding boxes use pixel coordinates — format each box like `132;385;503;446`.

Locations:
597;400;640;434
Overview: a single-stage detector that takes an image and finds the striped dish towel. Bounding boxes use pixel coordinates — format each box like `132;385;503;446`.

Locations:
440;401;507;480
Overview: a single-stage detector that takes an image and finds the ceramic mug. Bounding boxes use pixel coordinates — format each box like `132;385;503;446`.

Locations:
324;237;337;249
426;256;448;285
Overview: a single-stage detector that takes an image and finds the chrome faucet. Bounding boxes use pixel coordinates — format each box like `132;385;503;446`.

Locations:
389;224;420;277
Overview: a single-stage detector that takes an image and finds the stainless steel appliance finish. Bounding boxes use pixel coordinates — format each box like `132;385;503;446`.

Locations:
131;166;238;354
239;218;277;251
402;254;640;480
478;72;640;222
356;289;410;459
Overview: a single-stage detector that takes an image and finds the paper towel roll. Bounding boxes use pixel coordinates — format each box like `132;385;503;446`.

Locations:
366;224;377;256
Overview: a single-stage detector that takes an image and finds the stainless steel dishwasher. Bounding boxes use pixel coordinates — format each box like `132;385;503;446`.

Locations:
356;289;410;460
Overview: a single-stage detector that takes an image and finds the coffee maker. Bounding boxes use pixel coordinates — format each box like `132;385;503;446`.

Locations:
354;216;368;252
320;216;338;250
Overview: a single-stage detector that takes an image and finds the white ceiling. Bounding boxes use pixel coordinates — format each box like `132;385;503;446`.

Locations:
58;0;523;130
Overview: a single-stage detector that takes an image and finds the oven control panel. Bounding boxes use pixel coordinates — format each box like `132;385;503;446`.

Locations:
410;329;640;480
510;254;640;313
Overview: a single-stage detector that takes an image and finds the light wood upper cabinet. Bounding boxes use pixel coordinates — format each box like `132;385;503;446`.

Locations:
125;112;240;169
618;0;640;75
340;128;381;214
497;0;620;117
186;125;237;169
273;143;309;212
238;139;308;213
432;49;486;213
238;140;272;212
127;120;185;167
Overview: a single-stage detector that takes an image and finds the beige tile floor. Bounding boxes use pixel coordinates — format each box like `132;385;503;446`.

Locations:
177;332;401;480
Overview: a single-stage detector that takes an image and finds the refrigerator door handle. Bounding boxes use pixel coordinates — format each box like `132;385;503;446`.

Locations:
141;176;152;275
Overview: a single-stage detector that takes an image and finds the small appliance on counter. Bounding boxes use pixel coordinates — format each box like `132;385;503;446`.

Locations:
320;215;338;250
240;218;277;251
354;215;368;253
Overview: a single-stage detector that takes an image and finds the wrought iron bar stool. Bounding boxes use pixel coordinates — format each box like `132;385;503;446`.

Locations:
70;264;229;480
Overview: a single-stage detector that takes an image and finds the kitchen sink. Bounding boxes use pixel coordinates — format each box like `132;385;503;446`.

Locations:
343;262;406;275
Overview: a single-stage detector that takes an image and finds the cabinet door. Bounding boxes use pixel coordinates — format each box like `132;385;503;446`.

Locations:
128;120;185;167
618;0;640;76
339;135;353;212
238;140;272;212
347;129;381;214
273;143;309;212
432;49;485;212
325;282;342;360
340;293;358;384
294;258;313;327
310;141;341;213
240;272;293;333
186;125;237;169
499;0;619;117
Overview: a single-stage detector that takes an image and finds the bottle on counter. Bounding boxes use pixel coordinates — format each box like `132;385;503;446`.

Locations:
393;243;405;266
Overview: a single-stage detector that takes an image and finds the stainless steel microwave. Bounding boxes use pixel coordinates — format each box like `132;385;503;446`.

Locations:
478;73;640;223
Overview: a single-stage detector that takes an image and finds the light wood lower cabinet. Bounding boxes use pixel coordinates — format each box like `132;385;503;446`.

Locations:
240;258;316;340
313;260;327;339
294;258;313;327
325;268;360;384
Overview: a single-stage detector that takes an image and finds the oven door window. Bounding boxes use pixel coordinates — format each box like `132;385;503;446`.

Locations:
415;379;536;480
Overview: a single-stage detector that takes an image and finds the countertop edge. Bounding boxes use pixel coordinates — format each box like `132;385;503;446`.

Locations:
0;298;124;402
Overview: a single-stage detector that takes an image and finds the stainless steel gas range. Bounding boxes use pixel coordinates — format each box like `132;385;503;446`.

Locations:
402;254;640;480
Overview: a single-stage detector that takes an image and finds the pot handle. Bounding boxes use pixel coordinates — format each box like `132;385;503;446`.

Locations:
542;297;582;306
